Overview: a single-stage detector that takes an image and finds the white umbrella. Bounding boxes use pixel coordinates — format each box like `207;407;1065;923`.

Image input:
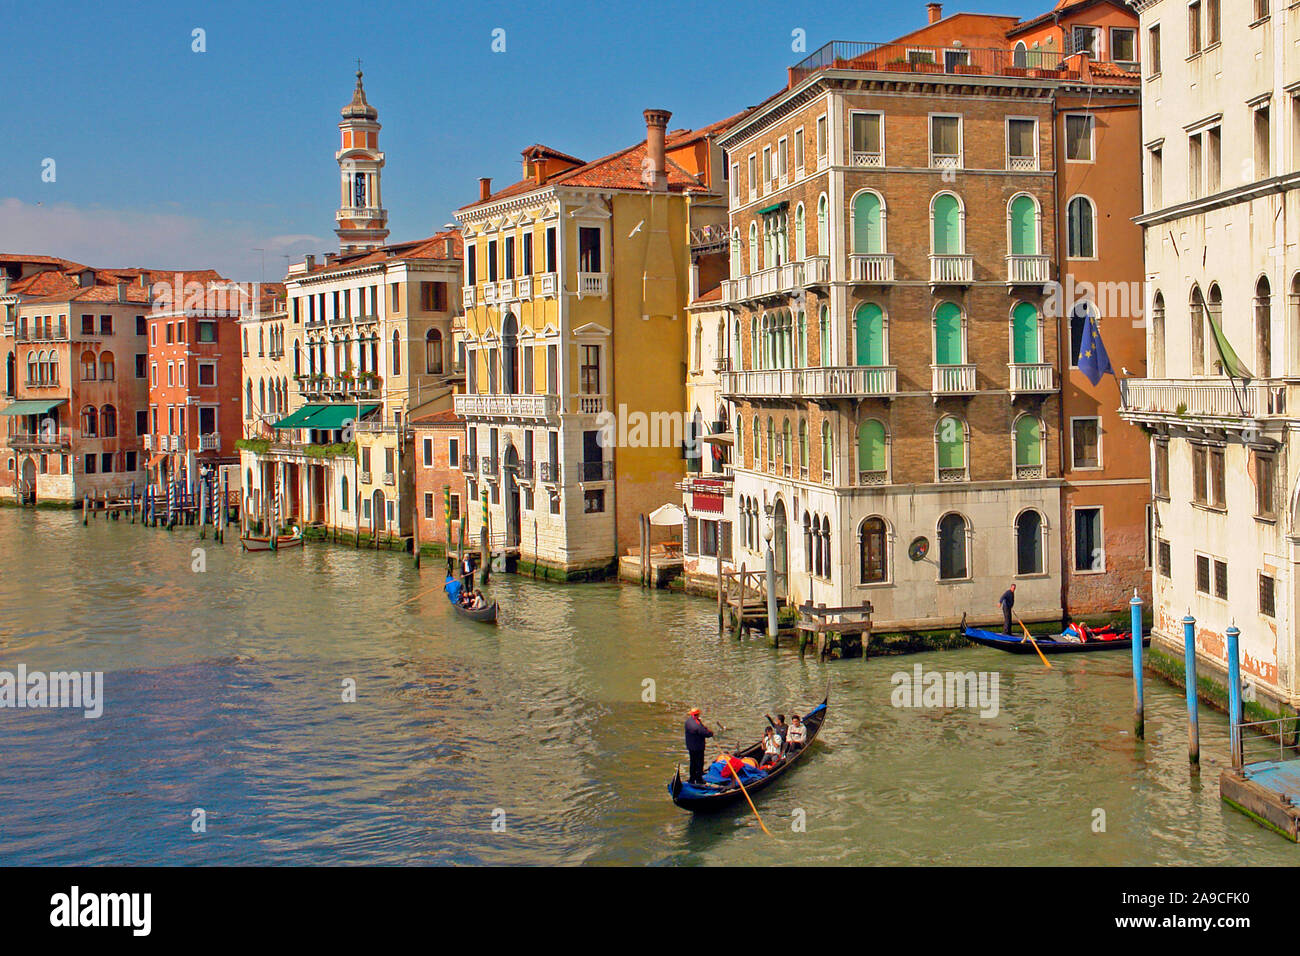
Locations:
648;503;686;526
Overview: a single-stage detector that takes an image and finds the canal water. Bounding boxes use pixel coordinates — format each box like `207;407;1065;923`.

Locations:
0;508;1293;865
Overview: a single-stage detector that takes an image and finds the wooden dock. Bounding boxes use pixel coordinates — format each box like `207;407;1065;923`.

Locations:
718;565;788;641
797;601;874;659
1220;715;1300;842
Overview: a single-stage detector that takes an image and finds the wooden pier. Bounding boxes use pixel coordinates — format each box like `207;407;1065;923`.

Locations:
1220;715;1300;842
718;565;788;641
797;601;874;659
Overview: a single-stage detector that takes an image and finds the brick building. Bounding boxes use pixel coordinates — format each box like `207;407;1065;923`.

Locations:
412;408;467;558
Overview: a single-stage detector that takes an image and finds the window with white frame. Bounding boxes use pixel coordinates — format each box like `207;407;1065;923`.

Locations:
850;112;883;167
793;127;805;173
1065;114;1094;162
1006;118;1037;170
747;154;756;200
929;115;961;168
816;115;827;164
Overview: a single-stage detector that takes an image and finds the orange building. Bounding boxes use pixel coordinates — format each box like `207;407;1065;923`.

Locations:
411;408;467;559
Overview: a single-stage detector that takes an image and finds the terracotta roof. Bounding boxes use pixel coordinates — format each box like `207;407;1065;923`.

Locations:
410;409;464;425
0;253;88;270
301;230;463;278
690;286;724;306
1006;0;1122;38
8;270;83;297
664;107;758;148
522;144;585;165
24;283;153;305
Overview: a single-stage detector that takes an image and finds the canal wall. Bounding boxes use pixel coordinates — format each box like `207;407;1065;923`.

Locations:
1145;640;1298;723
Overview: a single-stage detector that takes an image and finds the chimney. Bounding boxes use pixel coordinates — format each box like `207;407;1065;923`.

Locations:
0;276;9;294
116;280;128;303
643;108;672;192
138;271;150;288
444;237;455;258
927;3;942;24
305;254;316;271
479;177;492;202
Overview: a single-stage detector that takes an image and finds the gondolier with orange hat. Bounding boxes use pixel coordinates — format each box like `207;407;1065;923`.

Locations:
684;707;714;785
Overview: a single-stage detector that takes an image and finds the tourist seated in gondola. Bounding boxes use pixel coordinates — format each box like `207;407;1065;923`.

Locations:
767;713;789;752
785;714;807;752
469;590;487;610
759;727;783;769
443;574;463;606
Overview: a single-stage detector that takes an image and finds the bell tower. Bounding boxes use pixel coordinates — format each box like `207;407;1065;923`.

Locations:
335;68;389;253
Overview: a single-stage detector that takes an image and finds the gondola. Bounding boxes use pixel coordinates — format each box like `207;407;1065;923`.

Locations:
668;693;828;812
451;599;498;624
239;532;304;552
962;626;1149;655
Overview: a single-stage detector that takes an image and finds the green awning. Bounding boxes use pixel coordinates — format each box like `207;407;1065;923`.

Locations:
1;399;66;416
756;202;787;216
270;403;380;430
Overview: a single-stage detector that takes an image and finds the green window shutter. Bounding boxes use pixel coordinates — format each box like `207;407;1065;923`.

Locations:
937;416;964;469
853;192;882;254
820;309;831;366
1015;416;1041;466
1009;196;1037;256
934;302;962;365
1012;302;1039;364
855;304;884;366
932;194;960;255
857;420;886;471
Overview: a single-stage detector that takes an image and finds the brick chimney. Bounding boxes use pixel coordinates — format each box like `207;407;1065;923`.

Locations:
304;254;316;271
643;108;672;192
927;3;942;24
479;177;492;201
444;237;455;258
138;271;150;288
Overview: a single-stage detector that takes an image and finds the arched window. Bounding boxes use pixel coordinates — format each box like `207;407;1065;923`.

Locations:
938;513;969;580
26;351;37;384
794;203;806;260
1011;301;1040;364
426;328;444;375
798;419;808;472
1014;414;1043;475
730;228;742;276
1066;196;1096;258
259;378;266;413
341;474;349;510
47;351;58;385
748;222;759;273
820;515;832;582
1016;509;1043;575
82;405;98;437
101;404;117;437
80;349;97;381
752;416;760;468
854;303;885;366
781;419;791;472
99;350;115;381
819;307;831;366
859;516;887;584
1256;276;1272;376
931;193;963;254
821;419;832;477
1013;41;1028;68
1207;284;1223;376
1069;300;1095;367
1189;285;1207;375
803;512;813;572
1008;194;1039;256
1151;290;1166;378
816;195;828;254
857;419;887;481
766;417;775;469
936;415;966;477
245;379;253;419
392;330;401;376
851;190;884;254
934;302;964;365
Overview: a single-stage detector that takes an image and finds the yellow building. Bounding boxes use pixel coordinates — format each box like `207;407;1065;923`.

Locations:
455;108;730;578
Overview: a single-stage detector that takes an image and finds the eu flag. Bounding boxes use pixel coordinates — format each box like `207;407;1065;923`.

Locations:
1077;314;1113;387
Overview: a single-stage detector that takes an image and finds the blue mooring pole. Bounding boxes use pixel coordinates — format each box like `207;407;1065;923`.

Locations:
1182;612;1200;768
1226;623;1242;770
1130;590;1144;740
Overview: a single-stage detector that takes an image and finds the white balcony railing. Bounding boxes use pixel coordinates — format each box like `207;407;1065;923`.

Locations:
578;272;608;297
850;254;895;283
516;275;532;299
1009;363;1056;394
931;153;960;169
802;255;829;285
723;365;897;399
497;278;514;301
1008;156;1037;171
931;364;977;395
720;260;819;304
142;434;153;451
850;150;884;167
1120;379;1295;421
462;286;476;308
537;272;558;297
454;392;560;420
198;432;220;451
929;255;973;284
482;283;497;305
1006;255;1050;284
577;394;606;414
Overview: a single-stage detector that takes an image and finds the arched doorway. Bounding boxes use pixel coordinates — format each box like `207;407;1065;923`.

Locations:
372;489;386;533
772;498;789;596
503;443;520;548
20;457;36;504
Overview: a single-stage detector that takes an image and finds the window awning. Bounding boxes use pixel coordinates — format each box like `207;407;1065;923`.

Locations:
756;202;787;216
1;399;67;416
270;403;380;430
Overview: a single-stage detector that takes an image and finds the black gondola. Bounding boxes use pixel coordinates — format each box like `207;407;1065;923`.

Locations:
963;626;1149;655
667;694;828;812
452;600;498;624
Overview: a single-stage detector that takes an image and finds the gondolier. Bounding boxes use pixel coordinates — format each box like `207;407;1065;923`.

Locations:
461;553;475;591
684;707;714;785
998;584;1016;635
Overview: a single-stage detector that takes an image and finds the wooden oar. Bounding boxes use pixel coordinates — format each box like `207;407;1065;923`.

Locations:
722;754;772;837
1015;613;1052;669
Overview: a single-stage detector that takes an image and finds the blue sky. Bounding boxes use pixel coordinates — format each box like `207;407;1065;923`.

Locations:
0;0;1045;281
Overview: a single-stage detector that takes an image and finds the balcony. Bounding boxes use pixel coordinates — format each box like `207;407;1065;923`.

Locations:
1009;363;1056;395
460;454;474;473
930;153;960;170
578;460;613;482
850;150;884;167
931;364;977;396
576;393;606;414
1119;379;1296;426
516;459;534;481
849;254;895;283
539;461;561;483
719;260;822;305
462;286;476;308
497;278;514;301
516;275;532;299
788;41;1090;87
929;255;973;285
722;365;897;399
1006;255;1050;285
382;472;395;486
578;272;608;297
454;392;559;421
481;456;498;477
856;469;889;486
8;430;71;450
198;432;220;451
1015;463;1045;480
360;470;372;484
483;283;498;306
142;434;153;451
537;273;558;297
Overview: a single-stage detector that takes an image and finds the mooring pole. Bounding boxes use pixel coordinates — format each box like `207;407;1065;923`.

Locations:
1182;612;1199;768
764;541;777;643
1130;590;1144;740
1226;623;1243;770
